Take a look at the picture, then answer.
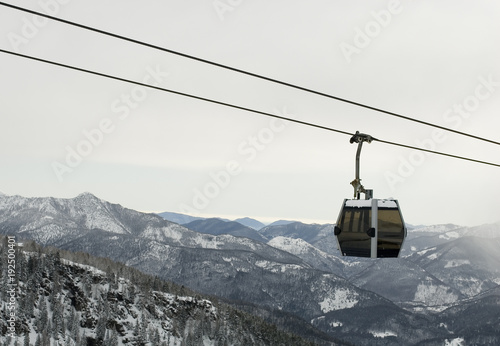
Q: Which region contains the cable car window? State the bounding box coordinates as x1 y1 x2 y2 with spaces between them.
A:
378 208 405 236
336 206 372 257
377 208 405 257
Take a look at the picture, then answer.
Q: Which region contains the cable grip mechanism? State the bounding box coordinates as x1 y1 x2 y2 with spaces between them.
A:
349 131 376 199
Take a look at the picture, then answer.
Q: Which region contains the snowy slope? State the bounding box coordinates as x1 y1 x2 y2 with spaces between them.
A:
0 239 315 346
268 236 346 277
406 236 500 297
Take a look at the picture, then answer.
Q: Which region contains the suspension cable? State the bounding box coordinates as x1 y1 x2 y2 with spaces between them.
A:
1 48 499 168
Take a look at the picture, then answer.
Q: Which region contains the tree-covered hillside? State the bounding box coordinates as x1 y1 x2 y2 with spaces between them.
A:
0 236 320 346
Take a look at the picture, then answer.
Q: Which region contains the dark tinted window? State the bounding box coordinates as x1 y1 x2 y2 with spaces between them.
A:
377 208 405 257
336 206 372 257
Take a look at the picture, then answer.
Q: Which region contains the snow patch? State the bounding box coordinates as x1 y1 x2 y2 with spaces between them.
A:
319 288 358 313
451 276 484 296
427 253 439 260
161 225 184 242
268 236 311 255
417 247 436 256
370 330 397 338
439 231 460 240
254 260 302 273
444 260 470 268
414 283 458 305
255 260 271 269
444 337 465 346
345 199 397 208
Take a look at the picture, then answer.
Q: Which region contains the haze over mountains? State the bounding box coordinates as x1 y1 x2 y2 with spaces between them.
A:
1 192 499 345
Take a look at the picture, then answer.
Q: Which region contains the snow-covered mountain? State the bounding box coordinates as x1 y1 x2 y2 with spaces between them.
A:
265 222 500 311
406 236 500 298
260 222 340 256
268 236 347 277
0 237 316 346
1 192 500 345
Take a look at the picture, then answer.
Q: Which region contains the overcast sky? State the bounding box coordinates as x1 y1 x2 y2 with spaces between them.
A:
1 0 499 227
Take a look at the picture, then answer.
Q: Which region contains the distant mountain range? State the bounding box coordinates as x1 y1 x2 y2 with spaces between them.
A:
1 192 499 345
157 211 295 231
183 218 268 242
157 211 205 225
158 211 334 252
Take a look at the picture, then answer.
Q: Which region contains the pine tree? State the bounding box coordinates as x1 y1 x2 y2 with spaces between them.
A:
17 251 28 283
52 296 64 339
134 319 140 337
95 315 106 342
67 307 75 334
80 330 86 346
151 328 161 346
108 271 118 291
23 332 30 346
44 321 52 346
140 313 148 340
37 297 48 332
134 317 147 346
41 327 50 346
22 288 35 319
70 311 80 342
109 328 119 346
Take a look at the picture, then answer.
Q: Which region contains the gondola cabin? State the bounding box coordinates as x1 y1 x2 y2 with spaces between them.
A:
334 198 406 258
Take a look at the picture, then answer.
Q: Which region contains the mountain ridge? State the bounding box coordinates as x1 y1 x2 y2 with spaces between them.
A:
183 218 268 243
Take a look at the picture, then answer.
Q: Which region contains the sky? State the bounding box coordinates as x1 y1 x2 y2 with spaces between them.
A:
0 0 499 227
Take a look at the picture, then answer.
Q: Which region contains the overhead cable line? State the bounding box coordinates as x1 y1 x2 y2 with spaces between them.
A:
1 48 500 169
1 2 499 147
